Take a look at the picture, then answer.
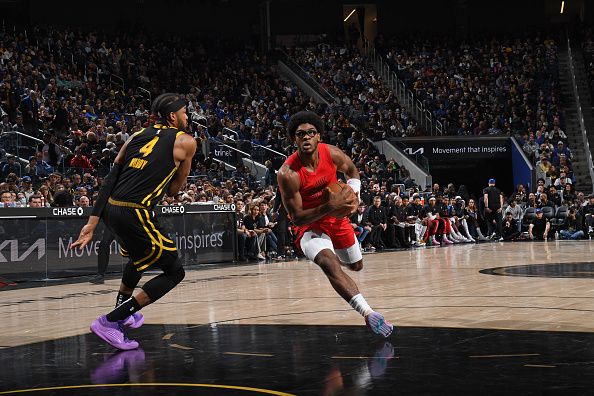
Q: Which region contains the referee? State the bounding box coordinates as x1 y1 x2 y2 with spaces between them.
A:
72 93 197 350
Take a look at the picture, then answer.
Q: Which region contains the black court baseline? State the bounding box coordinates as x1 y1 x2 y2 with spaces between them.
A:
1 324 594 395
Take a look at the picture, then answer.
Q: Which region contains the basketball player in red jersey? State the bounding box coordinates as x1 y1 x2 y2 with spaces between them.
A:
278 111 393 337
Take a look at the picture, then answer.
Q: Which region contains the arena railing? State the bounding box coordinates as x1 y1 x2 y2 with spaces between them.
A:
136 87 151 106
0 131 41 173
109 74 125 91
276 49 338 105
362 41 444 136
568 34 594 193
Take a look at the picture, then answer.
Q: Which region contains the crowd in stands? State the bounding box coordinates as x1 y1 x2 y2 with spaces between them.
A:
285 45 418 139
581 27 594 104
376 34 563 137
1 25 593 263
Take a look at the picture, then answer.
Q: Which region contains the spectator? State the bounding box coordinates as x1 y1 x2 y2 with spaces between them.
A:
502 212 521 241
538 193 555 209
386 195 411 248
235 200 248 261
258 200 278 257
243 204 266 261
559 208 584 240
350 203 370 248
2 155 21 177
28 194 43 208
21 176 35 200
51 189 73 207
0 190 15 207
582 195 594 236
547 186 562 207
77 195 90 207
70 147 93 170
405 193 424 246
483 178 503 239
554 171 572 189
528 209 550 240
562 183 576 205
32 153 54 177
363 196 388 251
505 199 523 233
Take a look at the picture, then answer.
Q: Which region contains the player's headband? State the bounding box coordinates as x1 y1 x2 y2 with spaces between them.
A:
161 99 186 116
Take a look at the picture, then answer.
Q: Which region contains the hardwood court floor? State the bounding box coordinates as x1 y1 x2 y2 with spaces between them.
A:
2 240 594 348
2 241 594 395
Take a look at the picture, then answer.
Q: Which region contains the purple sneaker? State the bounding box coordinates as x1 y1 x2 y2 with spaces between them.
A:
122 312 144 329
365 311 394 338
90 315 139 350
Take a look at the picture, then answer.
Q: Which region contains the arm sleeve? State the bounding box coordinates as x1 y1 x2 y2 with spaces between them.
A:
91 163 122 217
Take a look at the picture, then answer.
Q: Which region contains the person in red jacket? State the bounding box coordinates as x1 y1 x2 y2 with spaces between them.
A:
70 147 94 170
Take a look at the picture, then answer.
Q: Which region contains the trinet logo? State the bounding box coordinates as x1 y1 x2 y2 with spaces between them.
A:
52 207 84 216
0 239 46 262
404 147 424 155
214 148 232 157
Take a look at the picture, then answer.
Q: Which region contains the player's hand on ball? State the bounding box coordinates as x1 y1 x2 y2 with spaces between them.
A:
326 182 357 218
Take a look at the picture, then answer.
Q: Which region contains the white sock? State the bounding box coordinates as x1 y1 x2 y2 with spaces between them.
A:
349 293 373 317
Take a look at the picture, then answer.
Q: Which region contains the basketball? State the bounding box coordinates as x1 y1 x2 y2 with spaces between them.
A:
323 181 356 218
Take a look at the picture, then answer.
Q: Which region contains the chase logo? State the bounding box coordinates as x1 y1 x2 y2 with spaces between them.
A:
161 205 185 215
52 207 84 216
214 204 235 211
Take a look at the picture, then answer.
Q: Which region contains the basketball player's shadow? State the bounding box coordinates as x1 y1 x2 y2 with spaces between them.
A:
321 341 395 395
89 348 146 384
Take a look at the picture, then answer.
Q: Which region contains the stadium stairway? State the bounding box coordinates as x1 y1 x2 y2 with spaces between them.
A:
559 44 594 193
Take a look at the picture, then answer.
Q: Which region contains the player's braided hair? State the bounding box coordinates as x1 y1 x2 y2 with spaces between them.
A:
151 93 183 124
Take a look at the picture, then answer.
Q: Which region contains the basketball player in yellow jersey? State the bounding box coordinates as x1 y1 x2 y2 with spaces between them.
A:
72 93 197 350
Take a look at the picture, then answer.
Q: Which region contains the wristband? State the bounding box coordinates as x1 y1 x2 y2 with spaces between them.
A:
346 178 361 194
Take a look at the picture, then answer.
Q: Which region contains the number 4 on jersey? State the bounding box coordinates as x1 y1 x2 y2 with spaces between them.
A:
139 136 159 157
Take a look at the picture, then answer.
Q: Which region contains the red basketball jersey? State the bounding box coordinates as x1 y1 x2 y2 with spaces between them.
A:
284 143 338 210
283 143 355 250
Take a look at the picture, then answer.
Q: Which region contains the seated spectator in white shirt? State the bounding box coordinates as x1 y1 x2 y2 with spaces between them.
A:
504 199 523 232
553 171 572 189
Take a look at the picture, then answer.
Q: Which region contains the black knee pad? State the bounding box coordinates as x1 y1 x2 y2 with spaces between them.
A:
168 265 185 284
158 250 180 272
121 260 143 290
141 263 185 302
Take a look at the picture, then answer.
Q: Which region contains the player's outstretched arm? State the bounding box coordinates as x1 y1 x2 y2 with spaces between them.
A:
71 134 133 249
